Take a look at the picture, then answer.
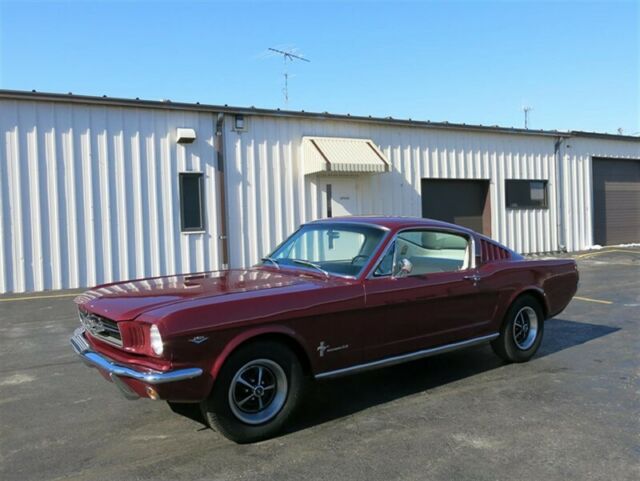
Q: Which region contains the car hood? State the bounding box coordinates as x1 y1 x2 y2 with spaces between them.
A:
74 268 328 321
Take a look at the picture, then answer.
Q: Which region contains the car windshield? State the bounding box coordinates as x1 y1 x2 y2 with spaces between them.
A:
264 223 387 277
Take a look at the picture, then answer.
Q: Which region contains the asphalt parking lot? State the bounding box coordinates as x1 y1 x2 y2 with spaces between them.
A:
1 249 638 481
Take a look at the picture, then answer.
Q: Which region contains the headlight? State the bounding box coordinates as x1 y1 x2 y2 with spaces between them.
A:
149 325 163 356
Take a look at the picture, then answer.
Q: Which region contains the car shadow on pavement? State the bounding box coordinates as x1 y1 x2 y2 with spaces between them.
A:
168 318 619 436
536 318 620 358
284 318 619 436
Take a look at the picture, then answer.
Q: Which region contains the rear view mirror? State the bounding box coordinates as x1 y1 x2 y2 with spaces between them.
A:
327 230 340 249
393 258 413 278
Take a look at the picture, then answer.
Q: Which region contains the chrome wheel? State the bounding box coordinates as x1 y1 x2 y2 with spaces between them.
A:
512 306 539 350
228 359 288 425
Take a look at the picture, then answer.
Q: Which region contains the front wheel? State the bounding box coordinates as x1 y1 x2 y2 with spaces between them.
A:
491 295 545 363
201 340 305 443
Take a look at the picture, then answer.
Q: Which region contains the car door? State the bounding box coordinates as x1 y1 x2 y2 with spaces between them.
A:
361 228 497 362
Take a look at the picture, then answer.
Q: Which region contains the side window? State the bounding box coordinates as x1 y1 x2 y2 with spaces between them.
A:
397 230 470 274
374 230 471 277
373 230 471 277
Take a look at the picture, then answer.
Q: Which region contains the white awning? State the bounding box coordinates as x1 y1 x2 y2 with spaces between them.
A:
302 136 390 175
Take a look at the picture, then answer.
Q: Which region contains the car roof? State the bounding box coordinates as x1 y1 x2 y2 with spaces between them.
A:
307 216 475 234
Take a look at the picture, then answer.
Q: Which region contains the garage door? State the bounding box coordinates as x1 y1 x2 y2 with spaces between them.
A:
421 179 491 235
592 158 640 246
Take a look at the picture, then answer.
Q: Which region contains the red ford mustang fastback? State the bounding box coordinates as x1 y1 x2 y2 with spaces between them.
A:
71 216 578 443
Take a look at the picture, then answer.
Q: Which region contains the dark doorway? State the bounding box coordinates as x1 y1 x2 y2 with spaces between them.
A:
421 179 491 235
592 158 640 246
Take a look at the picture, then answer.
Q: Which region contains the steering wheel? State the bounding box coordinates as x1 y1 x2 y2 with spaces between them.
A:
350 254 369 265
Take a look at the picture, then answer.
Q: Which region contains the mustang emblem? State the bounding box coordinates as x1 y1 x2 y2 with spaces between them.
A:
189 336 209 344
317 341 328 357
317 341 349 357
80 314 107 336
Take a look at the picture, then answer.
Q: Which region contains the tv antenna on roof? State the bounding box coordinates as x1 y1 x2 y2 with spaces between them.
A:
523 106 533 129
268 47 310 106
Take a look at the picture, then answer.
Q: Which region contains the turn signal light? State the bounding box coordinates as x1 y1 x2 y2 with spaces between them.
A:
146 386 159 400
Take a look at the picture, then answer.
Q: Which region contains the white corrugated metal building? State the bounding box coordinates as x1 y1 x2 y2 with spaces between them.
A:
1 90 639 293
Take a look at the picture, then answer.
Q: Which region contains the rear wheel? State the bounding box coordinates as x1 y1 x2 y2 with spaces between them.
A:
201 340 305 443
491 295 544 363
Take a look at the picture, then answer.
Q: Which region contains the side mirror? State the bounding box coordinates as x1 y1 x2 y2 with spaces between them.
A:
393 258 413 278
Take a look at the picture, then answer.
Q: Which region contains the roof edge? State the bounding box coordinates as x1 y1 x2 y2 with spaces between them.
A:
569 130 640 141
1 89 638 141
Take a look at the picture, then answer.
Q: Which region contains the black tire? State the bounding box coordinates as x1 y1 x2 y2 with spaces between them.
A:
491 295 545 363
200 340 305 443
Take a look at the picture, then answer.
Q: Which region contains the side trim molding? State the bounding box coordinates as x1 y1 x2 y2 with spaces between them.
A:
314 333 499 380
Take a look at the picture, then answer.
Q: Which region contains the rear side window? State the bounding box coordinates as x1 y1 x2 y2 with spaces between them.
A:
179 173 205 231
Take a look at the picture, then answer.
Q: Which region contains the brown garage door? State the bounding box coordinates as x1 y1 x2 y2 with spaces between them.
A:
421 179 491 235
592 158 640 246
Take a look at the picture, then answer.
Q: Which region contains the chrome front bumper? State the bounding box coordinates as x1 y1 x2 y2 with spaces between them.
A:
70 327 203 398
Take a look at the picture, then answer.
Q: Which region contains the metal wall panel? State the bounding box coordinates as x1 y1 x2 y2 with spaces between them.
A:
560 137 640 251
223 116 561 269
3 96 639 294
0 100 221 293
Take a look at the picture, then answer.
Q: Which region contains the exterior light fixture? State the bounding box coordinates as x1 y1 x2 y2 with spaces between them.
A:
234 114 246 131
176 128 196 144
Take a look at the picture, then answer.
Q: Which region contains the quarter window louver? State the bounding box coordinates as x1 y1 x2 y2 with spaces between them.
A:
481 239 511 263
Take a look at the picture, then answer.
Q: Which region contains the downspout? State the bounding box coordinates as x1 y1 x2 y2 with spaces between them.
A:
554 136 567 252
215 113 230 268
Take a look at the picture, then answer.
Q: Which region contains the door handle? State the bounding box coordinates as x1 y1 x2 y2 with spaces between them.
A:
463 274 482 284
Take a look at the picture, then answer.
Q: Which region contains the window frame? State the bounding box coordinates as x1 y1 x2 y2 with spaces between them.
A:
265 222 390 279
367 227 476 279
505 179 549 210
179 172 206 232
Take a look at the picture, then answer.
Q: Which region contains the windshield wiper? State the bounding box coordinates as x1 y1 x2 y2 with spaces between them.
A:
292 259 330 278
261 256 280 269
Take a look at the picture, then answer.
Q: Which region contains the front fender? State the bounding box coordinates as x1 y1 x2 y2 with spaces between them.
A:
209 324 312 380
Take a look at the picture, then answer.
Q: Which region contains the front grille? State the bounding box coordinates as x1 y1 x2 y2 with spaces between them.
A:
79 309 123 347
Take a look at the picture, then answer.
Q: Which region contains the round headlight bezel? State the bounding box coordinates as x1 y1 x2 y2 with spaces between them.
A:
149 324 164 356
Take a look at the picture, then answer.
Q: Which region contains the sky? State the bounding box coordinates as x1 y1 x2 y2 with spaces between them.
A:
0 0 638 134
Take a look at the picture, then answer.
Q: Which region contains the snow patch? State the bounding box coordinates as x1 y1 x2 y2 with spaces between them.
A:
586 243 640 250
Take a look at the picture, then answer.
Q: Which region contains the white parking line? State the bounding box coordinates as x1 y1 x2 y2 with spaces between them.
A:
0 293 79 303
573 296 613 305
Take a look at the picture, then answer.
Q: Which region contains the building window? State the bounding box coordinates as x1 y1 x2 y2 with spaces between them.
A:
179 173 205 231
505 180 548 209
